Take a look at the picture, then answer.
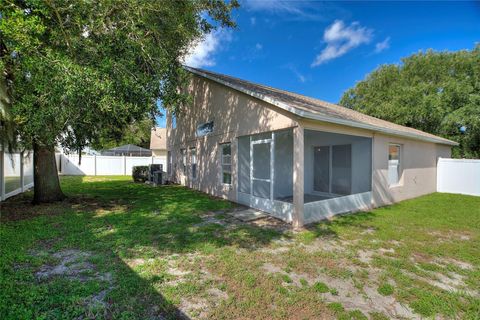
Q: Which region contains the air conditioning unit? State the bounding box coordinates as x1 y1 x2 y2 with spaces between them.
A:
152 171 166 186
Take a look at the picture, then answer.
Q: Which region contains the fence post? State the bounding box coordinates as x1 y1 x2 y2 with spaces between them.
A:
123 156 127 175
0 148 5 201
94 155 97 176
20 151 25 192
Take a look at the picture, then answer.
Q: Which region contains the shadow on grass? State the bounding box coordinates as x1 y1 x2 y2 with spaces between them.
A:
1 176 290 319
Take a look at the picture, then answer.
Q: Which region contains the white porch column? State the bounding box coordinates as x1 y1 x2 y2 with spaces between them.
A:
293 125 305 228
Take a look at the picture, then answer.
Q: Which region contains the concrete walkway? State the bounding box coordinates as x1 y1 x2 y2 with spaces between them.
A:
227 208 269 222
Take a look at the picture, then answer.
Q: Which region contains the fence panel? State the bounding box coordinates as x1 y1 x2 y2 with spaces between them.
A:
61 155 96 175
59 154 166 176
4 153 21 195
96 156 124 175
437 158 480 196
1 150 35 201
125 157 151 175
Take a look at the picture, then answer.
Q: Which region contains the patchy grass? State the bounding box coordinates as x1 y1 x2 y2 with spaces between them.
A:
1 176 479 319
377 283 394 296
313 281 330 293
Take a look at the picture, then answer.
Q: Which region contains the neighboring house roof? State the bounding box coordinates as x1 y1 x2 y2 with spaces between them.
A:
150 127 167 150
185 66 458 146
102 144 152 156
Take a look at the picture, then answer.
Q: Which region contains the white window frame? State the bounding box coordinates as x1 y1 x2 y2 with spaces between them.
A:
388 143 402 187
220 143 232 185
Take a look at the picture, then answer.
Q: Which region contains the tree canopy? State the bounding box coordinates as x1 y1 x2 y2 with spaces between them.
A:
1 0 238 152
0 0 238 202
340 46 480 158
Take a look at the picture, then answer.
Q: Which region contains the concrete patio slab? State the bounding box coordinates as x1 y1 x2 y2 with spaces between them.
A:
227 208 269 222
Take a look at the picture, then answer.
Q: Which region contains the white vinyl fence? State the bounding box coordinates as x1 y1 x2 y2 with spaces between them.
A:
0 149 34 201
437 158 480 196
58 154 166 176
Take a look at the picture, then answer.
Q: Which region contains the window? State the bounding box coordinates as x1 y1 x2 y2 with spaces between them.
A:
196 121 214 137
388 144 401 186
190 147 197 179
221 143 232 184
180 149 186 173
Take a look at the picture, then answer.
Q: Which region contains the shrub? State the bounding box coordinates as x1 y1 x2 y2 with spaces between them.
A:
132 166 149 182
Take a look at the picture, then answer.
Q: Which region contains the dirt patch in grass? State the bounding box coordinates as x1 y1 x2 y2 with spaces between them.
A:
434 257 474 271
33 249 114 313
0 194 127 222
428 230 473 242
262 262 419 319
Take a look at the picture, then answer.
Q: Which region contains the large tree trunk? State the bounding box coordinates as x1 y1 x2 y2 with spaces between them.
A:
33 143 65 203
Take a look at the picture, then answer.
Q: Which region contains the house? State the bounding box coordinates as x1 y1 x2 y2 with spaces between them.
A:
166 67 457 227
150 127 167 157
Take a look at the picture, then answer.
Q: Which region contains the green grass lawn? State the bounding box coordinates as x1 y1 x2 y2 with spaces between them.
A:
1 176 479 319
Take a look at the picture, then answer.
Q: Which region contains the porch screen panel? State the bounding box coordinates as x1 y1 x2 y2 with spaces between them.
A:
252 142 271 199
313 146 330 193
331 144 352 195
238 136 250 193
274 129 293 200
253 180 270 198
252 143 270 180
251 132 272 142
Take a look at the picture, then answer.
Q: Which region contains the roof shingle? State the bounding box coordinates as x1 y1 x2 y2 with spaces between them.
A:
185 66 457 146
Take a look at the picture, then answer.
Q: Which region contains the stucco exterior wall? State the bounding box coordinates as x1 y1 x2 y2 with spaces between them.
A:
297 118 452 207
371 133 451 206
167 75 453 213
167 74 298 200
152 149 167 157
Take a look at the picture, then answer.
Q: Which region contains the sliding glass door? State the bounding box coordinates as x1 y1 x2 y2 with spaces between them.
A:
313 144 352 196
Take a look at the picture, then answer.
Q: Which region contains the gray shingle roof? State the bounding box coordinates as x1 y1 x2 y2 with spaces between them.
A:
185 66 457 146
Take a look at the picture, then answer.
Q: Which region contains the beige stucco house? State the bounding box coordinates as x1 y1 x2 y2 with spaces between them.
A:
150 127 167 157
166 67 457 227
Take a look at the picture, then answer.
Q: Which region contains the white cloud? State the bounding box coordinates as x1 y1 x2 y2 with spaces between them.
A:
250 17 256 25
285 64 306 83
255 43 263 50
242 0 345 21
374 37 391 53
312 20 373 66
297 73 306 83
183 30 231 68
243 0 306 15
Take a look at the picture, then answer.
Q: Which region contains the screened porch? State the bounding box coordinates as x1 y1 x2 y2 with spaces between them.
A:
236 128 373 224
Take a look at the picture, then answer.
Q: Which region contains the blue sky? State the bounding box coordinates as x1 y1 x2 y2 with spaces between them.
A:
157 0 480 127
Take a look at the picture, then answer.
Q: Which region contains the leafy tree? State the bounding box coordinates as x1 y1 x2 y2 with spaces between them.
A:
340 46 480 158
93 117 154 150
0 0 238 202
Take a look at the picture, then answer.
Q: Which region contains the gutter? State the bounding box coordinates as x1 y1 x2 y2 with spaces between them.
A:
185 66 459 146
